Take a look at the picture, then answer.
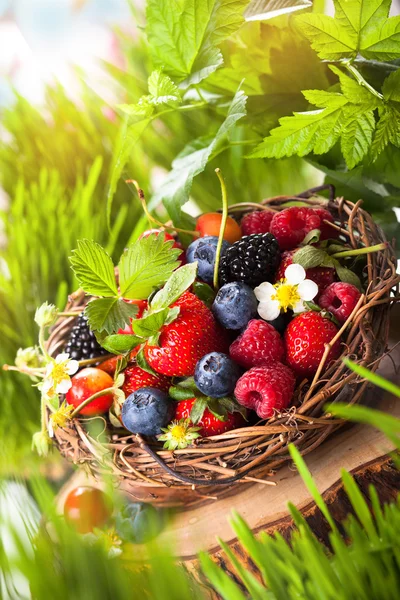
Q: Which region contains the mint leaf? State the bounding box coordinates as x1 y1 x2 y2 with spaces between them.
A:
85 298 138 335
296 0 400 61
190 397 208 424
150 263 198 311
69 240 117 297
152 89 247 224
146 0 248 84
118 234 181 300
341 109 375 170
100 334 142 355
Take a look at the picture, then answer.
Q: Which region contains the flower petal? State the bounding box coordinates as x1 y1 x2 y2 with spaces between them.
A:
297 279 318 301
42 378 53 393
285 263 306 285
292 300 306 313
257 300 281 321
56 352 69 364
67 360 79 375
254 282 275 302
56 378 72 394
45 362 54 376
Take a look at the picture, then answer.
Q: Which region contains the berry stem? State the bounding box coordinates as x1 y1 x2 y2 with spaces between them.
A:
38 325 51 362
331 242 387 258
70 386 118 418
126 180 199 237
213 168 229 290
2 364 45 376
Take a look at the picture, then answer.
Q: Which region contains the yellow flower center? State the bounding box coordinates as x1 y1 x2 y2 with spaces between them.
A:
272 282 301 312
170 424 187 441
51 403 74 430
51 359 70 384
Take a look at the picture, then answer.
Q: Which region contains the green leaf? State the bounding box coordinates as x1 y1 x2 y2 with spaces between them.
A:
99 333 142 355
190 397 209 424
152 89 247 224
135 347 158 376
293 246 327 269
340 109 375 170
296 0 400 61
150 263 198 311
69 239 117 297
118 233 181 300
169 386 198 401
133 307 180 338
334 263 362 289
244 0 311 22
370 107 400 161
192 281 216 308
218 397 247 419
328 65 380 105
147 70 181 106
382 69 400 102
84 298 138 335
343 358 400 398
146 0 248 84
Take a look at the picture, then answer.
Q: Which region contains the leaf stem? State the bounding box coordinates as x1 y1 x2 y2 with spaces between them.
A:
126 180 199 237
2 364 45 376
70 387 117 419
39 325 51 362
213 168 228 290
341 60 384 101
331 242 387 258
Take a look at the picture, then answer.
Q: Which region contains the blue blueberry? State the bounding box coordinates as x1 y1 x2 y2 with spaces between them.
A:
115 502 164 544
186 236 231 284
194 352 242 398
121 387 174 436
212 282 258 330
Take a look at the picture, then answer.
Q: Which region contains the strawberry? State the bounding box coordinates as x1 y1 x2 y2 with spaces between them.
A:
144 291 229 377
284 311 341 378
174 397 245 437
118 299 148 335
122 365 171 397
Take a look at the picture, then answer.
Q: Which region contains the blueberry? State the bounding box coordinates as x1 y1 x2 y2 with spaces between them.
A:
194 352 242 398
212 282 258 330
186 236 231 284
115 502 164 544
121 387 174 436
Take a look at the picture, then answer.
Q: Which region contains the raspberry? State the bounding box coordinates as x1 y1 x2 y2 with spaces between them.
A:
275 250 335 298
122 365 171 397
218 233 281 288
234 363 295 419
318 282 361 324
229 319 285 369
270 207 334 250
241 211 274 236
284 311 341 378
64 314 109 361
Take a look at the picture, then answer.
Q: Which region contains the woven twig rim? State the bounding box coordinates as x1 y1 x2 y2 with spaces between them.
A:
48 194 400 508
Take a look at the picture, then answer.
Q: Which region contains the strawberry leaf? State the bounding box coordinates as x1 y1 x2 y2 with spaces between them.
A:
335 263 362 290
293 246 327 269
118 233 181 300
150 263 198 311
85 298 138 335
69 239 117 297
207 398 228 422
301 229 321 246
133 307 180 339
169 386 197 401
218 397 247 419
99 333 142 355
136 348 159 376
190 397 208 424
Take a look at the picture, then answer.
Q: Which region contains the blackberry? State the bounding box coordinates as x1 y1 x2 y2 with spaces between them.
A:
64 313 108 361
218 233 280 288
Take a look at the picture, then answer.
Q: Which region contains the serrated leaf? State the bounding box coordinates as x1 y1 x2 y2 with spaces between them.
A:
146 0 248 84
296 0 400 62
100 333 142 355
207 398 228 421
150 263 198 312
133 307 180 338
341 109 375 169
151 88 247 224
218 397 247 419
303 90 348 109
301 229 321 246
117 101 154 118
335 263 362 290
328 65 380 105
382 69 400 103
293 246 328 269
69 240 117 297
118 234 181 300
85 298 138 335
370 106 400 161
190 397 208 424
147 70 181 106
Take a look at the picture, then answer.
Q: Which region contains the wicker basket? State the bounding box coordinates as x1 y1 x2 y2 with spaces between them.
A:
46 193 399 508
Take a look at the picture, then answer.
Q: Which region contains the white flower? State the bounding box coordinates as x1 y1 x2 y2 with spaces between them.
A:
254 264 318 321
40 353 79 400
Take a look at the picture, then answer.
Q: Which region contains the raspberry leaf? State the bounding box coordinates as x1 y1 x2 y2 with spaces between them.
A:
190 397 209 424
85 298 139 335
118 233 181 300
69 240 118 297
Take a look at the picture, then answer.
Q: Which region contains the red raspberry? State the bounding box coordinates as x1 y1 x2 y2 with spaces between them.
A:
229 319 284 369
275 250 336 298
270 207 334 250
312 207 336 240
175 398 245 436
318 282 361 324
284 311 341 378
122 365 171 397
234 363 295 419
241 211 274 236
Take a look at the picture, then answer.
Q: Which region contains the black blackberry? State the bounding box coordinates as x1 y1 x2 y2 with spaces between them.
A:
218 233 281 288
64 313 108 361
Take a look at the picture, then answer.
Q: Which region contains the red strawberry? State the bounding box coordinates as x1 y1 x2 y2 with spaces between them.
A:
144 292 229 377
174 397 245 437
98 351 137 376
122 365 171 397
270 207 335 250
284 311 341 378
275 250 336 298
